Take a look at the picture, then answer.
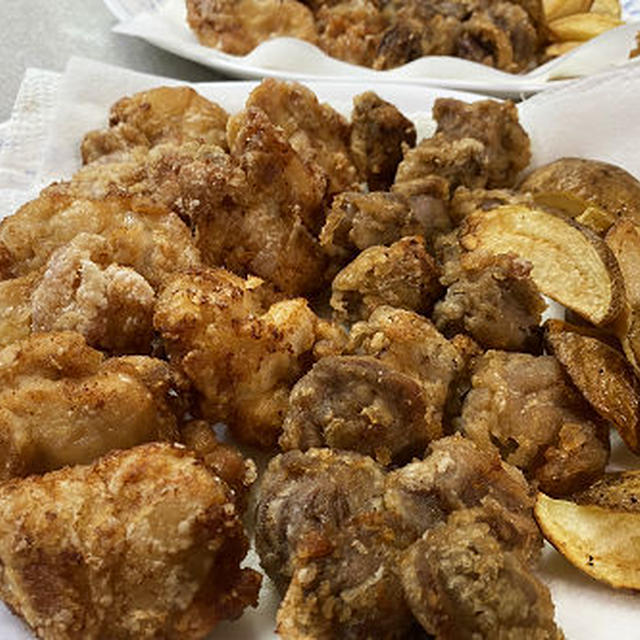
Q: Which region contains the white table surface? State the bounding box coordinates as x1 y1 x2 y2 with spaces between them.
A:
1 0 225 121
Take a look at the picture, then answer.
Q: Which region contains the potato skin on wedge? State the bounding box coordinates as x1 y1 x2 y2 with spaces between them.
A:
544 319 640 453
460 204 625 326
520 158 640 232
606 218 640 375
535 474 640 590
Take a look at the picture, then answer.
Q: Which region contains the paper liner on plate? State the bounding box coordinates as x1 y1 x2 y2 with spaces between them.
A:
107 0 640 96
1 57 640 639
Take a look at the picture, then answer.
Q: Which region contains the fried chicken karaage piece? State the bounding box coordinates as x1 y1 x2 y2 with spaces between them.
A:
81 86 230 163
0 443 261 640
384 435 542 561
235 78 360 196
186 0 317 56
193 107 328 296
255 448 386 590
154 268 322 448
0 331 187 481
401 511 561 640
315 0 388 68
330 235 441 322
433 251 546 353
0 188 200 285
0 233 156 353
181 420 257 509
461 350 610 495
349 91 417 191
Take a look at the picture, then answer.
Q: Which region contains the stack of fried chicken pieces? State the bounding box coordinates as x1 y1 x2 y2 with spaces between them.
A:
187 0 547 73
0 78 607 639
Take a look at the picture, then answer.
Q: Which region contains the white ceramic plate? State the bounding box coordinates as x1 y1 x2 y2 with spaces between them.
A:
104 0 640 97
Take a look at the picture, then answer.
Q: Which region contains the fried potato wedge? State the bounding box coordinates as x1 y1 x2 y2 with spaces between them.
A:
545 319 640 453
460 204 624 326
535 475 640 590
520 158 640 232
590 0 622 18
606 218 640 374
545 41 584 58
548 12 622 41
544 0 593 22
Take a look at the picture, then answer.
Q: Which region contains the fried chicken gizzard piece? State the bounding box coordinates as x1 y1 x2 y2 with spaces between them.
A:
461 350 610 496
0 443 261 640
257 441 547 639
154 267 327 448
330 235 442 323
281 307 475 466
0 331 189 482
401 510 562 640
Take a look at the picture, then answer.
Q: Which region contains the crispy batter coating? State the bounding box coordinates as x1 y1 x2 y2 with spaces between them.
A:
81 86 229 163
401 512 561 640
29 233 155 353
154 268 319 448
349 91 417 191
236 79 359 196
461 350 610 496
320 190 448 266
434 98 531 188
0 443 261 640
394 133 489 194
194 107 328 296
384 435 542 561
330 236 441 323
180 420 257 509
186 0 317 55
316 0 388 68
255 448 386 591
347 306 471 435
280 355 433 466
0 332 185 481
277 511 417 640
0 188 200 286
433 251 545 353
71 142 230 225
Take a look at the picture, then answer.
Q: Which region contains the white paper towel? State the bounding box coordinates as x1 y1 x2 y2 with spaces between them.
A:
0 57 640 639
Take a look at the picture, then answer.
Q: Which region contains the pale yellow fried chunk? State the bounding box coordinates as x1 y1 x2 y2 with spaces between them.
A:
81 86 229 163
0 188 200 286
0 332 185 481
0 443 261 640
154 268 320 448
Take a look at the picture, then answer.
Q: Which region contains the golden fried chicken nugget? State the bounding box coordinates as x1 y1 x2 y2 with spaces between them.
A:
0 443 261 640
194 107 328 296
186 0 317 56
0 332 185 481
154 268 320 447
238 78 360 195
0 188 200 285
81 86 229 163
